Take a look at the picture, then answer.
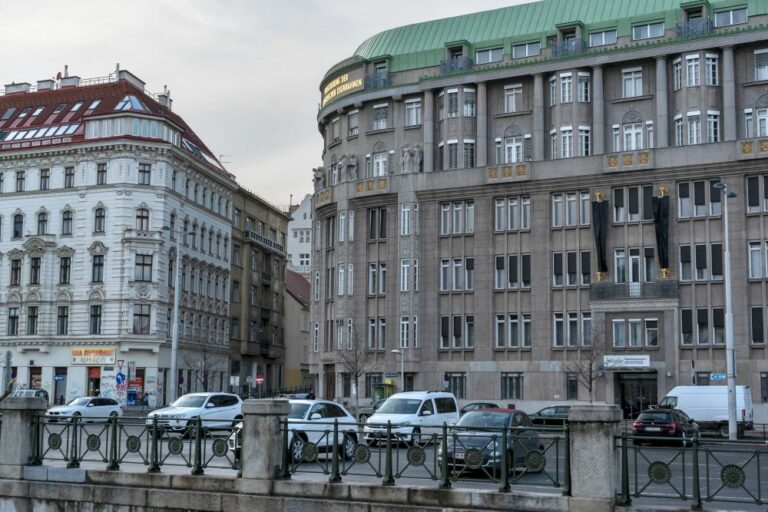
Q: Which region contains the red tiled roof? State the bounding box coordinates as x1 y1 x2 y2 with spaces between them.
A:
285 269 310 306
0 78 230 178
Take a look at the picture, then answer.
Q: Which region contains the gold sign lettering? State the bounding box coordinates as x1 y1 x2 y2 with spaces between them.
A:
322 72 364 107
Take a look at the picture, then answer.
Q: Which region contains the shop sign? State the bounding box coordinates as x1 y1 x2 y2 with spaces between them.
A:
603 355 651 369
71 347 116 365
321 67 364 107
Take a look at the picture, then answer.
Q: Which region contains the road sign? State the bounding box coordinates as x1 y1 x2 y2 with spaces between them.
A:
255 376 264 384
117 360 124 371
711 373 726 381
384 372 398 378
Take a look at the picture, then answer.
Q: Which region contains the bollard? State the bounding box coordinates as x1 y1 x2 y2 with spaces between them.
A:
0 396 47 477
239 399 290 480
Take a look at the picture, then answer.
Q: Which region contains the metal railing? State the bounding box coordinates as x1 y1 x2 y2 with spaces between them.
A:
550 40 585 58
616 433 767 508
364 72 389 89
676 19 713 39
590 281 679 301
440 57 473 75
280 419 569 492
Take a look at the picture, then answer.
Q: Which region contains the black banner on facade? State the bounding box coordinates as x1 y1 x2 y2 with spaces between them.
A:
653 195 670 269
591 200 609 273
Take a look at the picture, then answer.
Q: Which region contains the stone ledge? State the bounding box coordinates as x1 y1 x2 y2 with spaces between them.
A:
568 404 622 423
87 469 173 488
242 398 290 415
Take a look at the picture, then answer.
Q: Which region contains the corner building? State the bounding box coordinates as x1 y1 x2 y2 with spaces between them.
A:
311 0 768 418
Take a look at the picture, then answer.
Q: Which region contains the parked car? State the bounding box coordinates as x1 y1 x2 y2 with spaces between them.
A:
658 385 753 437
437 409 545 474
228 399 357 461
631 408 699 446
529 405 570 426
147 392 242 434
46 397 122 422
357 398 386 422
460 402 500 416
363 391 460 445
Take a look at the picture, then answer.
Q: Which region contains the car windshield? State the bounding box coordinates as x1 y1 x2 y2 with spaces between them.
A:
457 411 511 428
378 398 422 415
637 412 672 422
68 398 90 406
658 397 677 408
289 403 310 419
171 396 206 408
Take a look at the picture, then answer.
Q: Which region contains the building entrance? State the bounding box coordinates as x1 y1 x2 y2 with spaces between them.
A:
323 364 335 399
617 372 658 419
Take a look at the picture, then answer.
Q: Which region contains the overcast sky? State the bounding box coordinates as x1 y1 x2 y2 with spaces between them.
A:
0 0 529 207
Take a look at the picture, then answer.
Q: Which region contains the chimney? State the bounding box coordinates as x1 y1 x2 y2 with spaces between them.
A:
4 82 31 95
37 79 55 91
157 84 171 109
60 76 81 88
116 70 146 91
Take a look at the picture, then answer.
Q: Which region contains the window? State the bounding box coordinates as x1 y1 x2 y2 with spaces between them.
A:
566 373 578 400
463 140 475 168
136 208 150 231
133 304 150 334
553 312 564 347
139 163 151 185
715 7 747 27
560 127 573 158
501 373 524 400
93 163 107 185
372 104 389 130
29 257 41 285
673 58 682 90
94 208 105 233
378 318 386 349
622 69 643 98
405 99 421 126
512 41 540 59
612 319 626 347
549 77 557 106
15 171 25 192
368 207 387 240
697 309 709 344
446 141 458 169
686 55 700 87
10 259 21 286
447 90 458 118
447 373 466 399
713 309 724 345
7 308 19 335
37 212 48 235
27 306 38 335
553 252 564 287
623 123 643 151
681 309 693 345
476 47 502 64
560 73 572 103
12 214 23 238
338 211 346 243
615 249 626 283
58 256 71 284
755 49 768 81
134 254 153 282
752 308 765 344
706 55 719 86
578 74 590 102
90 305 102 335
440 201 474 235
504 85 522 113
92 255 104 282
504 134 523 163
578 127 591 156
590 29 617 47
463 89 476 117
465 258 474 291
687 113 701 145
707 112 720 143
61 210 73 235
63 166 75 188
40 169 50 190
57 306 69 335
632 22 664 40
674 116 684 146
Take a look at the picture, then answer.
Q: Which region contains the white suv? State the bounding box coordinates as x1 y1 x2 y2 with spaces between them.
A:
363 391 460 444
147 392 242 433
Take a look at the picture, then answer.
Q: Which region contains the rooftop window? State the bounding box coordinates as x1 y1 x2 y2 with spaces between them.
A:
17 107 31 118
115 95 146 111
632 22 665 40
53 103 67 114
1 108 16 120
32 106 45 116
88 99 101 110
715 7 747 27
70 101 83 112
476 47 503 65
589 29 617 47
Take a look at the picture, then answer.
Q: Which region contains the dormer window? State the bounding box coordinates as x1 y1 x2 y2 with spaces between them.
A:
32 106 45 116
115 95 147 111
53 103 67 114
715 7 747 27
476 47 503 65
632 22 664 40
449 47 463 60
1 108 16 120
88 99 101 110
18 107 31 118
70 101 83 112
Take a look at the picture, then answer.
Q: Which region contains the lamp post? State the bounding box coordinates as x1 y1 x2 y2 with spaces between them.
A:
713 181 738 440
162 226 183 405
391 349 405 392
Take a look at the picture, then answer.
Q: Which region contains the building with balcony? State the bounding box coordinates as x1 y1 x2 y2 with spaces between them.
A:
286 194 313 278
0 69 236 407
229 187 290 395
311 0 768 418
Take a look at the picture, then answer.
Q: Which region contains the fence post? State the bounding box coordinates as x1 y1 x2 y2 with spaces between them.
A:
499 426 510 492
691 437 702 510
439 423 451 489
329 419 341 483
106 415 120 471
567 404 622 512
147 416 160 473
240 399 290 480
191 416 204 475
617 433 631 506
67 415 80 469
563 425 571 496
0 397 47 477
382 422 394 486
279 419 291 480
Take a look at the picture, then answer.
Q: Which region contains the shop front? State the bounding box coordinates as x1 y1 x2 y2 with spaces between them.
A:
604 355 659 419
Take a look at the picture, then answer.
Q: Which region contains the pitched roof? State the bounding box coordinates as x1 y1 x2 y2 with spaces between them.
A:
285 269 310 306
0 76 230 178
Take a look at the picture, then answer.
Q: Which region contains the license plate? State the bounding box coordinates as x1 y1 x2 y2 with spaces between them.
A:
645 427 662 432
454 451 464 460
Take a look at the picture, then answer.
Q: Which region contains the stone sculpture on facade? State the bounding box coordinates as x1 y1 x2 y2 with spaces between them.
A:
312 166 326 190
400 144 424 173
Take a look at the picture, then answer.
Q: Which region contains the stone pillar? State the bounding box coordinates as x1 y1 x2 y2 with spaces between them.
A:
423 90 434 172
240 399 290 480
655 56 669 148
592 65 604 155
477 82 488 167
722 46 736 141
0 396 47 478
533 74 545 161
568 404 623 512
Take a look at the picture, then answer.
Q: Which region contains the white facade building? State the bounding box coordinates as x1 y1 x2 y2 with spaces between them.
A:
286 194 313 278
0 69 237 407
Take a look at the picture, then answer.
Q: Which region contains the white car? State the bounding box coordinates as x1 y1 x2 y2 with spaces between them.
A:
364 391 460 445
228 399 358 461
147 392 242 433
46 397 122 422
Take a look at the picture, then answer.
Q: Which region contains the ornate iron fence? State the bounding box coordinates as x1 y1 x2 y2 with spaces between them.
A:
279 419 569 493
616 433 767 508
31 415 239 475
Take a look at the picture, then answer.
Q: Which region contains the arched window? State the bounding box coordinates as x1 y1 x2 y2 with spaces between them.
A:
136 208 150 231
61 210 73 235
94 208 106 233
13 214 23 238
37 212 48 235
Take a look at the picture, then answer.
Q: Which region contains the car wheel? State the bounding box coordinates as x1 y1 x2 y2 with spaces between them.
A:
410 428 422 446
718 423 729 438
342 433 357 460
290 434 305 463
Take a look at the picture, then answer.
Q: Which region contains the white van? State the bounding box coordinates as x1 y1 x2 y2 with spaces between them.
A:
658 386 753 437
363 391 460 444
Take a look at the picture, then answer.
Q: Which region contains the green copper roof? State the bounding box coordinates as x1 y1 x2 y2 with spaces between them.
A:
350 0 763 72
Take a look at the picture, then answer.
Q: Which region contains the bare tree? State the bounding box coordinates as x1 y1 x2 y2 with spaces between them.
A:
337 327 375 413
561 326 607 402
182 345 228 393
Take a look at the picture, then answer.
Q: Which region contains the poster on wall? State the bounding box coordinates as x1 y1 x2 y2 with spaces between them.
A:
145 371 158 409
100 366 117 401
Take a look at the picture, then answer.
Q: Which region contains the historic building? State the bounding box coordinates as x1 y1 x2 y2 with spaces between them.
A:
311 0 768 417
0 69 236 407
229 187 290 395
286 193 313 278
284 268 311 388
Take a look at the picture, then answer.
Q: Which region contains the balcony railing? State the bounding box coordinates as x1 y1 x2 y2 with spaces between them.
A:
440 57 473 75
550 39 586 58
244 230 285 255
364 72 389 89
590 281 679 301
676 19 713 38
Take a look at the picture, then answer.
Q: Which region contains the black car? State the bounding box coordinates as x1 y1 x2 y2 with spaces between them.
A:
529 405 570 426
631 409 699 446
459 402 500 416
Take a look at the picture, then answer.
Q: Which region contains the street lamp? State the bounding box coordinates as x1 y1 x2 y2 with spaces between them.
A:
391 349 405 392
713 181 738 440
162 226 190 405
